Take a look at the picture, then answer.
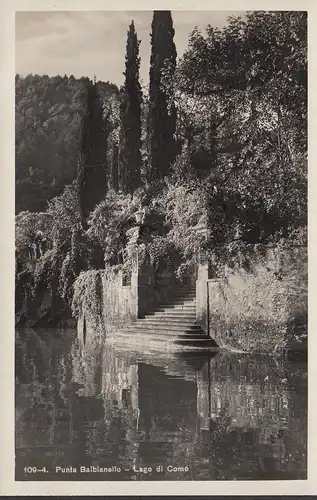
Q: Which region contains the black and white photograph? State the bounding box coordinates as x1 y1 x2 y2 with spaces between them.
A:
14 8 308 483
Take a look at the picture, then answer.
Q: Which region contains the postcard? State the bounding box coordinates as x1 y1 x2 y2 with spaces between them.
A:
0 0 316 495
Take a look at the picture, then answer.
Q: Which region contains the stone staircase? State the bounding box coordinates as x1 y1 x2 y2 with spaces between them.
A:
111 287 217 349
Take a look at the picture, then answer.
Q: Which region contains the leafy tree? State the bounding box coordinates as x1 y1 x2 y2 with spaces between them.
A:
118 20 143 194
177 11 307 157
175 11 307 257
31 182 82 300
23 181 96 317
77 79 109 227
148 11 177 181
162 178 209 276
15 211 51 255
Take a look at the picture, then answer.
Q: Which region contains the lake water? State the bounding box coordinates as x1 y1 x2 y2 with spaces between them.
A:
15 327 307 481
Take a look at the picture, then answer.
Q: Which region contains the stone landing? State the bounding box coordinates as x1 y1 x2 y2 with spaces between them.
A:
109 287 218 349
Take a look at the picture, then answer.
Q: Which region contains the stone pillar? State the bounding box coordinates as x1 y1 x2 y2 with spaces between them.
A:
123 225 142 322
196 262 209 333
129 243 139 321
125 223 156 319
137 256 155 319
193 224 210 334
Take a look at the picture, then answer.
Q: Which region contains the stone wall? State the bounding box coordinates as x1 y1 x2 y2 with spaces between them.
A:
77 268 138 345
196 245 307 353
77 246 177 345
102 270 139 329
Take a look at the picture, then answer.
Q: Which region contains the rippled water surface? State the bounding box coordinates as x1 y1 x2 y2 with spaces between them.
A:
15 328 307 481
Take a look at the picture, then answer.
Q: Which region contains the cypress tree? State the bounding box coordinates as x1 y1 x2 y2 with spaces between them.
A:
110 142 119 191
118 20 142 194
77 79 108 227
148 11 177 181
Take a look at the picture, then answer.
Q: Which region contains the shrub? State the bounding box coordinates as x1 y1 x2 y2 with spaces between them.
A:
86 190 141 264
72 270 104 333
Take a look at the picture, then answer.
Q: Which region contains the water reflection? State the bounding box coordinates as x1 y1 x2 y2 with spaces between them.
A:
15 328 307 481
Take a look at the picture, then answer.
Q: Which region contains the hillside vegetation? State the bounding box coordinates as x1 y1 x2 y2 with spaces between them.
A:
15 74 118 213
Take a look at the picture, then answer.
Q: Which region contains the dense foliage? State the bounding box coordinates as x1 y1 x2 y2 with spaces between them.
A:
173 11 307 263
86 189 141 265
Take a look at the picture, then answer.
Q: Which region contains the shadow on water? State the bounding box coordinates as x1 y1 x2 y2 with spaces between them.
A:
15 327 307 481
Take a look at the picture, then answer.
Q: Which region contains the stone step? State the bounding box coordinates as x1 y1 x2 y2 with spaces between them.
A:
165 297 196 303
148 306 196 312
156 305 196 313
139 317 197 325
143 316 196 323
160 298 196 305
113 334 216 348
114 331 211 342
155 309 196 315
129 319 202 328
171 287 196 293
131 321 202 331
121 324 204 334
174 338 216 346
156 304 196 311
143 311 196 323
168 291 196 299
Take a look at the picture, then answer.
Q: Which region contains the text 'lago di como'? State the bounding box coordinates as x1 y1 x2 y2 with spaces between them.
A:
54 465 189 475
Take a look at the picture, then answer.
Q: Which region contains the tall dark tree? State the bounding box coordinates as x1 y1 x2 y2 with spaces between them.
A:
110 142 119 191
148 11 177 181
118 20 142 194
77 79 108 227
